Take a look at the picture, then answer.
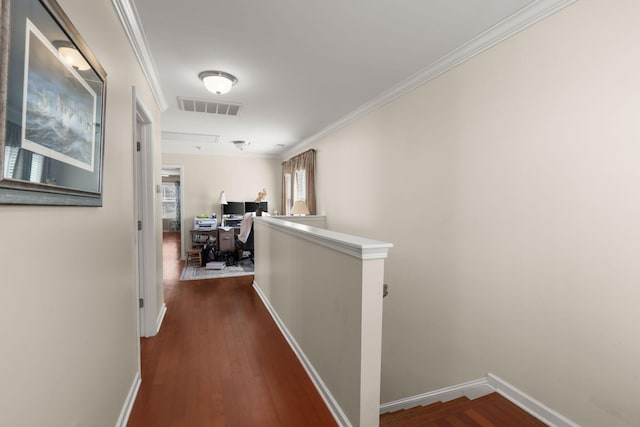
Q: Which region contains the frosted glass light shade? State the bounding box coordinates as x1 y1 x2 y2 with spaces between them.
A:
199 71 238 95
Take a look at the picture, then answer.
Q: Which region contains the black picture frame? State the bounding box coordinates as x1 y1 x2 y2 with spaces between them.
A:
0 0 107 206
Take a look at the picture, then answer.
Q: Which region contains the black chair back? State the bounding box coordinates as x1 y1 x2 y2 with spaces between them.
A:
244 225 254 250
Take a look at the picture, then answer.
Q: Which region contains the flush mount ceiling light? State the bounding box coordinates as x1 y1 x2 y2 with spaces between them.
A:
232 140 250 151
53 40 90 71
199 70 238 95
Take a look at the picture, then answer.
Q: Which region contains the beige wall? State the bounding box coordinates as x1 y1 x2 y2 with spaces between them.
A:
255 221 364 425
297 1 640 426
254 218 388 426
162 153 281 246
273 215 327 228
0 0 161 426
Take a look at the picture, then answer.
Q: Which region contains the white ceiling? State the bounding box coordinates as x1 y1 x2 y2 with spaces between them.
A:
126 0 571 158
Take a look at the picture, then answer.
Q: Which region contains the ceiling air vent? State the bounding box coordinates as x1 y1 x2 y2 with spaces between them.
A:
177 96 241 116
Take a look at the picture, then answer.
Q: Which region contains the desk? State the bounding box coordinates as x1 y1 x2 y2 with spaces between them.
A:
190 227 240 250
190 229 216 250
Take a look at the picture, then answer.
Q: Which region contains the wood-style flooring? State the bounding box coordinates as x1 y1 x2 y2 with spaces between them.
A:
129 233 547 426
127 232 336 426
380 392 548 426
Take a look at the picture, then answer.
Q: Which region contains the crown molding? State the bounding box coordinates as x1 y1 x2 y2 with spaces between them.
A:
112 0 169 112
282 0 577 160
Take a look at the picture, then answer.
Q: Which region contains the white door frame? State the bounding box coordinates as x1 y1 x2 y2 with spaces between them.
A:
133 87 163 338
161 164 186 260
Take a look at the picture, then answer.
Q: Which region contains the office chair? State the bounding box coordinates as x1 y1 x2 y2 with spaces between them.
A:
235 224 254 263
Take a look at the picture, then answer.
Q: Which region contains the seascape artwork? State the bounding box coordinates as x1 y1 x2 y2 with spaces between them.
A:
21 20 97 172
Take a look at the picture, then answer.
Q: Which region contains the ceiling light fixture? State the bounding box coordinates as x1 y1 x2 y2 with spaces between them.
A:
199 70 238 95
232 140 250 151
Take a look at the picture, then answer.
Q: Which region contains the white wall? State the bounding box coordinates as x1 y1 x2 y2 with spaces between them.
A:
162 153 281 245
0 0 161 425
298 1 640 426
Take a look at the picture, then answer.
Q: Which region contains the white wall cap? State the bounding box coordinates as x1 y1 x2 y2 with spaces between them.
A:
256 216 392 260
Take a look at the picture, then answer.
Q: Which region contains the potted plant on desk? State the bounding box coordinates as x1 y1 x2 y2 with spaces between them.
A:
254 188 267 216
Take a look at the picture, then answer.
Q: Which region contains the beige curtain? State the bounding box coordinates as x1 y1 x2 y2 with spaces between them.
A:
281 149 316 215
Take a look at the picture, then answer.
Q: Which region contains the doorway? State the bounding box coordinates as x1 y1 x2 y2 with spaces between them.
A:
133 89 164 338
161 173 180 233
161 165 185 261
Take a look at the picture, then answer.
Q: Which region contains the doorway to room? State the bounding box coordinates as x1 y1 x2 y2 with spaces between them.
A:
161 165 185 261
161 172 180 232
133 93 161 338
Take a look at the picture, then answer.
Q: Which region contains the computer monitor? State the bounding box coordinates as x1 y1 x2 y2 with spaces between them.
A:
244 201 268 213
222 201 245 215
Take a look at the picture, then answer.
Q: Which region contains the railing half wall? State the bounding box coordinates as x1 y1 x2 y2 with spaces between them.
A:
252 216 392 427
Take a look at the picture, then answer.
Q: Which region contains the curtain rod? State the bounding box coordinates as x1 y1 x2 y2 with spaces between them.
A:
282 148 315 164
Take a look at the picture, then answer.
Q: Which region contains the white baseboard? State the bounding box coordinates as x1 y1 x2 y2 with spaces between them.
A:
115 371 141 427
380 373 578 427
487 373 579 427
252 281 351 427
154 302 167 335
379 377 494 414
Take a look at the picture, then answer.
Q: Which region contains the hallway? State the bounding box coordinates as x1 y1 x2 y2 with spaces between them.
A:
127 232 336 426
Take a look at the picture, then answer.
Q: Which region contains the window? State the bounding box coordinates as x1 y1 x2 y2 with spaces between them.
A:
161 183 177 202
3 146 19 178
284 170 306 215
161 182 178 219
29 154 44 183
294 169 306 202
3 148 43 182
281 149 315 215
284 173 292 215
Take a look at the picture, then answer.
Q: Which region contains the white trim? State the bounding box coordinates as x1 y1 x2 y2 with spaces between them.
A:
153 303 167 335
256 216 392 260
253 281 351 427
379 377 494 414
281 0 577 159
112 0 168 111
487 373 580 427
134 91 161 338
132 88 146 340
380 374 579 427
115 372 141 427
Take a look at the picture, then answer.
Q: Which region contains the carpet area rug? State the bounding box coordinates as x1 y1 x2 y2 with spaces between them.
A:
180 262 254 281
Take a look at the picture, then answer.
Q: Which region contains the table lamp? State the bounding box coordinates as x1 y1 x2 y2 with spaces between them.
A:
291 200 310 216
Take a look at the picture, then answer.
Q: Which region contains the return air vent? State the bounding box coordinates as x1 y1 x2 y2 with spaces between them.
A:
177 96 241 116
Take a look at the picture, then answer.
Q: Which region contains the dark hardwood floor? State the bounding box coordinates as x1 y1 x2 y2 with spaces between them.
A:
129 233 546 426
380 392 548 426
127 232 336 426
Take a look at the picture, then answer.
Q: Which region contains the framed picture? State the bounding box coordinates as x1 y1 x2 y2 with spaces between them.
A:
0 0 107 206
